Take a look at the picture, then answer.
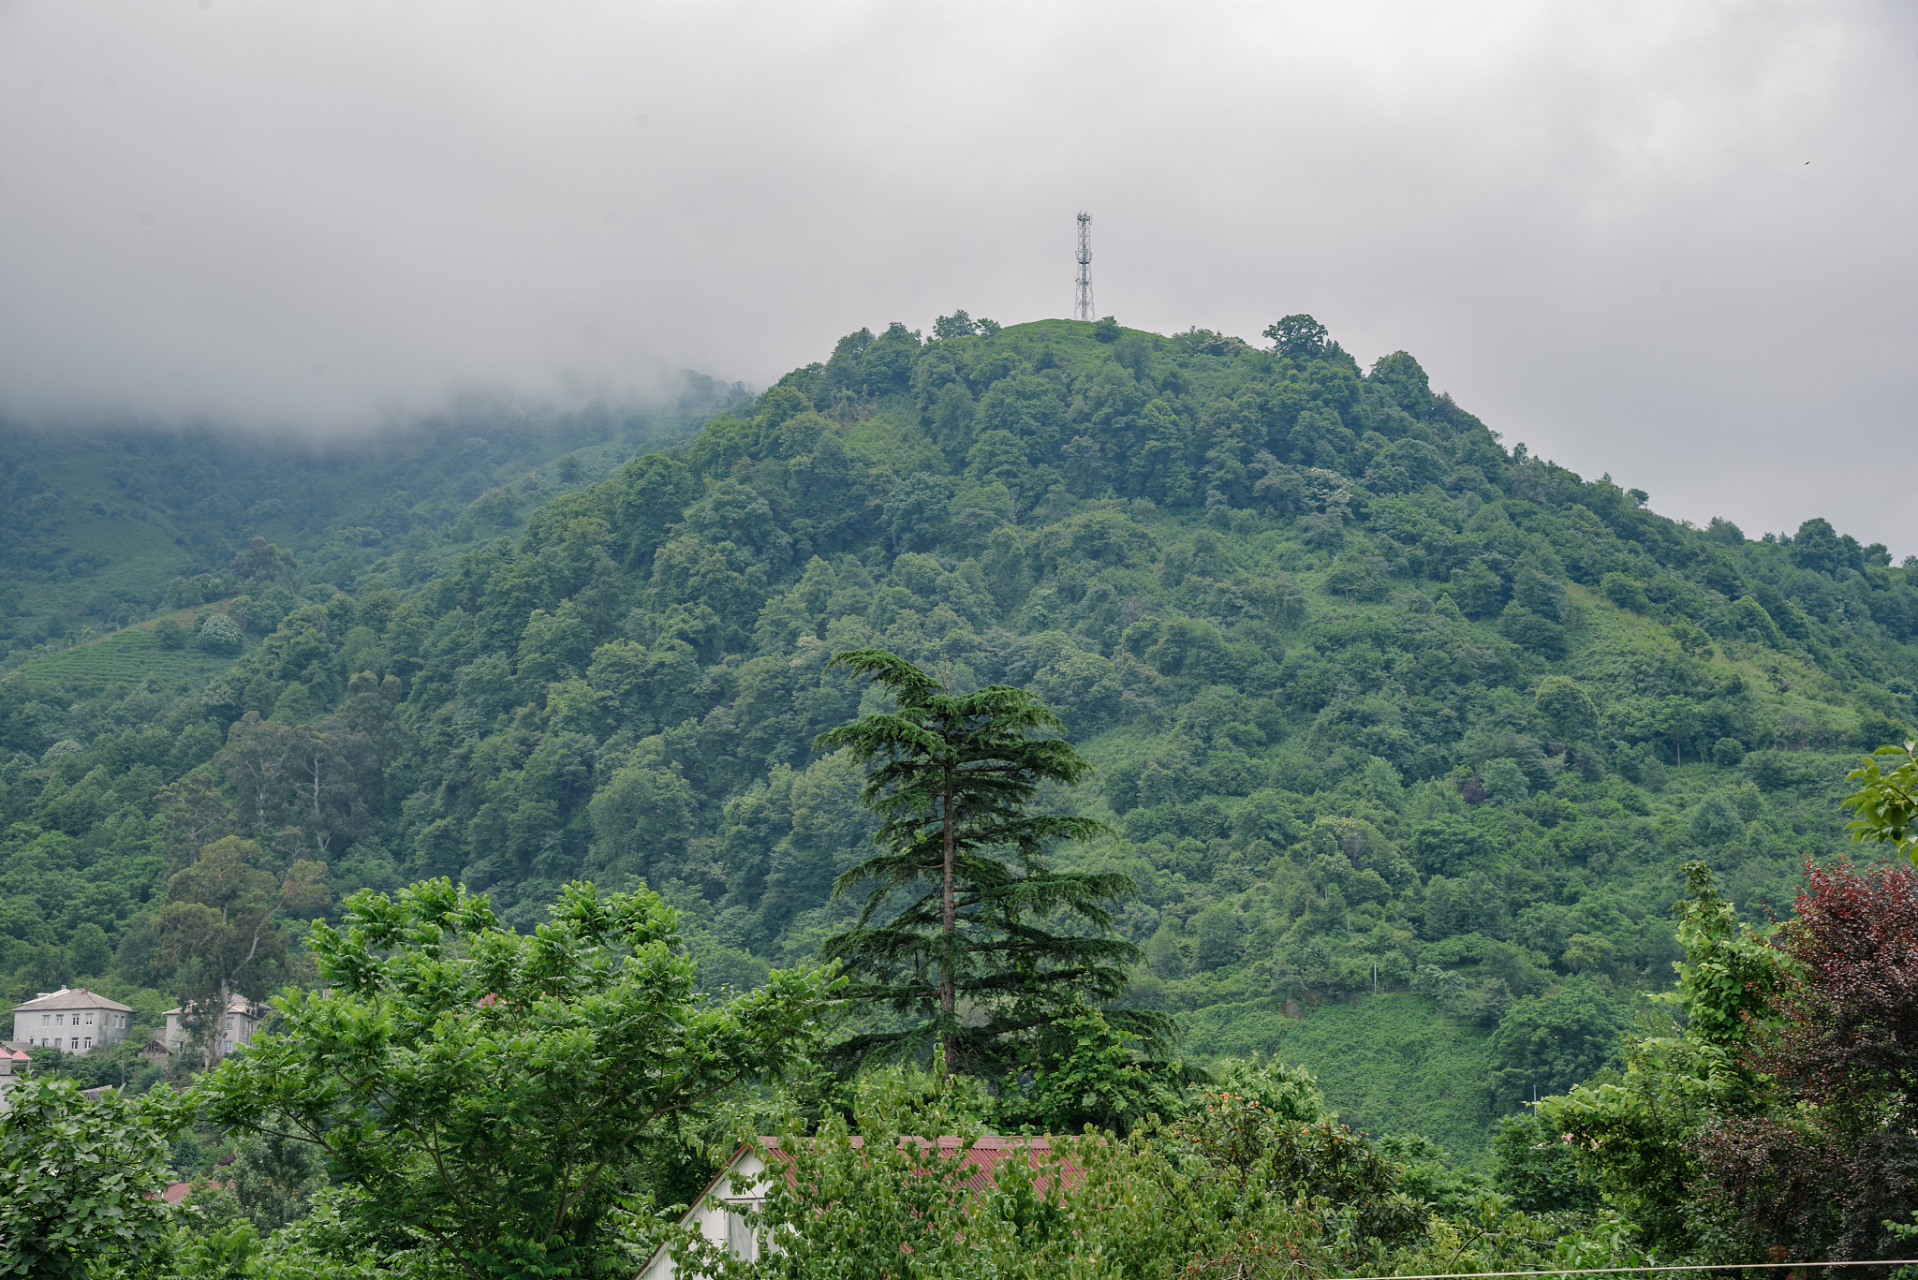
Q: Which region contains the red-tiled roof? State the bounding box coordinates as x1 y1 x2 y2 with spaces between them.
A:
149 1180 229 1203
755 1134 1084 1195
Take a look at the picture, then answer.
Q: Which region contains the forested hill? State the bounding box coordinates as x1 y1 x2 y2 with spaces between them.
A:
4 314 1915 1159
0 370 746 655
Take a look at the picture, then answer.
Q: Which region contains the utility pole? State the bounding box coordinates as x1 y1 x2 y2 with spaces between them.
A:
1074 211 1093 321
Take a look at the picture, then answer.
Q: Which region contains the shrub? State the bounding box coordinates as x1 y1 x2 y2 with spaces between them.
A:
196 612 245 655
1480 758 1530 804
1601 572 1650 612
1322 558 1389 602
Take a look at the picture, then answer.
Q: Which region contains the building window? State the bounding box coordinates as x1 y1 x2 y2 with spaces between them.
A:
85 1012 94 1025
83 1038 92 1049
70 1038 78 1050
55 1014 64 1026
725 1211 756 1261
41 1014 49 1026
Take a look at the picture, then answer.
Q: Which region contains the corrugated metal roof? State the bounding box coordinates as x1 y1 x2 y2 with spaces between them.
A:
756 1134 1081 1195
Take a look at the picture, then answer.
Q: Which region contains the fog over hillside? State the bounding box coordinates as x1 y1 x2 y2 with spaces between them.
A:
0 2 1914 550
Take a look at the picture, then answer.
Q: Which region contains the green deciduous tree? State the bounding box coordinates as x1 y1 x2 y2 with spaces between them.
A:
1487 978 1627 1112
196 612 246 655
1263 313 1329 362
815 649 1163 1074
0 1076 191 1279
1492 1108 1599 1214
991 1001 1186 1136
1840 739 1918 864
200 878 833 1280
154 835 326 1071
1538 863 1784 1255
1534 675 1598 744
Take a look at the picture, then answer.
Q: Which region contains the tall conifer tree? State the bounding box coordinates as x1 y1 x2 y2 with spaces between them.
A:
816 648 1166 1072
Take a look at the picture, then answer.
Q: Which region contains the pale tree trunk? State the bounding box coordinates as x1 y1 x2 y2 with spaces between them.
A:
203 976 232 1075
307 749 325 822
203 876 295 1070
941 760 956 1067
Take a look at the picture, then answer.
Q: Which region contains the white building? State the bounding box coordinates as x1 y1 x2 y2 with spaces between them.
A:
162 994 264 1058
0 1045 28 1112
637 1136 1061 1280
10 987 134 1053
639 1141 772 1280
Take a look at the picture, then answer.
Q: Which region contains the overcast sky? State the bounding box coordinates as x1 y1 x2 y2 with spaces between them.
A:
1 1 1913 550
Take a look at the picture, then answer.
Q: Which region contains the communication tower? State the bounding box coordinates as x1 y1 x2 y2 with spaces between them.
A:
1074 211 1093 321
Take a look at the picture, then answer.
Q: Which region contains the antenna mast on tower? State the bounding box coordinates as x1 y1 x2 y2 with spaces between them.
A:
1074 211 1093 321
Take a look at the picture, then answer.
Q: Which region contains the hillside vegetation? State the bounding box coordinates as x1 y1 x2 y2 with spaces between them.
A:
0 371 745 655
4 313 1915 1161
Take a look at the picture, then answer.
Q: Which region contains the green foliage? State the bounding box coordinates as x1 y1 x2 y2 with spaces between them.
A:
1656 861 1783 1052
197 612 247 656
1840 738 1918 864
155 836 325 1069
201 1131 331 1236
1264 314 1329 361
0 1075 192 1278
817 648 1162 1073
5 312 1918 1177
1492 1108 1599 1213
1486 977 1627 1111
199 878 835 1280
991 1001 1186 1135
1534 675 1598 743
1536 863 1786 1254
683 1060 1538 1280
1184 993 1498 1161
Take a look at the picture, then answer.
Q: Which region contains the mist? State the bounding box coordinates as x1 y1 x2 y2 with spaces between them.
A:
1 1 1913 549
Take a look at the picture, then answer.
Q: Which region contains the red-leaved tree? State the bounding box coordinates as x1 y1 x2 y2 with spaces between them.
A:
1695 859 1918 1261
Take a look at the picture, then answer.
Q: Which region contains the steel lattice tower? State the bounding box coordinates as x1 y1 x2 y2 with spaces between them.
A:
1074 211 1094 321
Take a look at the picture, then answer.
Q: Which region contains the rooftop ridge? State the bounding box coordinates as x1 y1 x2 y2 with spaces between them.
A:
12 986 135 1013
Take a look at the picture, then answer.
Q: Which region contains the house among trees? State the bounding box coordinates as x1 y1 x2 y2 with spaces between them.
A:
0 1044 28 1112
9 987 134 1053
161 994 264 1059
637 1136 1064 1280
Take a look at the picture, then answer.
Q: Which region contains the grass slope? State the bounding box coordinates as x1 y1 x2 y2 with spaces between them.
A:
1187 992 1497 1162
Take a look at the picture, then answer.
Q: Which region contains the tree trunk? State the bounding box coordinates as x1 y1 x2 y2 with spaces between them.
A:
941 757 956 1065
206 976 232 1074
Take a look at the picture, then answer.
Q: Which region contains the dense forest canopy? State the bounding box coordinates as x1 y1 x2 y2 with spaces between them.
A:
3 314 1915 1161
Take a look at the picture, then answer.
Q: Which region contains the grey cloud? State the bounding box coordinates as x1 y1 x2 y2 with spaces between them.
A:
0 1 1913 548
